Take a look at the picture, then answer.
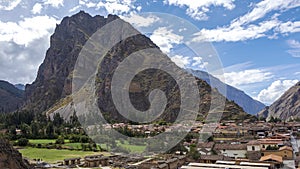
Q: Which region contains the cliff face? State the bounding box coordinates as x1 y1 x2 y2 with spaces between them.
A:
0 139 30 169
258 81 300 120
188 69 265 115
25 11 118 113
25 11 253 123
0 80 24 113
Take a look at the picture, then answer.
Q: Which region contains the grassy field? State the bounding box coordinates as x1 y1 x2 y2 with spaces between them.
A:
117 141 146 153
28 139 70 144
19 147 107 163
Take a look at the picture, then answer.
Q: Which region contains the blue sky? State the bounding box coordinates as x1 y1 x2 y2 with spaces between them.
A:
0 0 299 105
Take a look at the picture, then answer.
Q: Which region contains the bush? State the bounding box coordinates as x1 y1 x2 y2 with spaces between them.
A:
17 138 29 146
56 136 65 144
80 135 90 143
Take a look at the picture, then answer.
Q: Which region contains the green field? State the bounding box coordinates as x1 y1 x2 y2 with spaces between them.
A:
117 141 146 153
19 147 106 163
28 139 70 144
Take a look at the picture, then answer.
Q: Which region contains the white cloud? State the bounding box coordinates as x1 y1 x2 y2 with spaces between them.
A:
220 69 273 87
44 0 64 8
0 36 50 84
193 19 279 42
256 79 298 105
287 50 300 58
191 56 208 69
170 55 190 68
277 21 300 34
122 14 160 28
231 0 300 26
96 0 135 14
163 0 235 20
192 0 300 42
0 16 58 46
0 0 21 10
287 39 300 48
287 39 300 57
150 27 183 54
31 3 43 14
69 5 81 13
79 0 137 15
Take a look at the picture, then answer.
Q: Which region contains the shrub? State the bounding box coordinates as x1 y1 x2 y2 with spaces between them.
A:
56 136 65 144
17 138 29 146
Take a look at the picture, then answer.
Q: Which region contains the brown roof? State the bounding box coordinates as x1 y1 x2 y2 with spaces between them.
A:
214 144 247 150
260 154 283 163
247 140 260 145
197 142 214 148
279 146 293 151
198 148 209 154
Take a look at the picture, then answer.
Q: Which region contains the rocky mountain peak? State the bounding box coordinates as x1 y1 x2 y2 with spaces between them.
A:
25 11 119 113
258 81 300 120
23 11 253 123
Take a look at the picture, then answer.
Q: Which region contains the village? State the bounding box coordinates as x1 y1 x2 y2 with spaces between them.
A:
20 119 300 169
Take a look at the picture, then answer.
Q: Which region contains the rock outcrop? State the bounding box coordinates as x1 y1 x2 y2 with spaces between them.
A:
0 139 30 169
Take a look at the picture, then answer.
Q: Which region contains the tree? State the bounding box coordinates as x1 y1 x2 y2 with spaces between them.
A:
53 113 64 127
20 123 31 138
69 111 80 127
188 144 201 160
30 122 40 138
56 136 65 144
17 138 29 146
46 122 55 138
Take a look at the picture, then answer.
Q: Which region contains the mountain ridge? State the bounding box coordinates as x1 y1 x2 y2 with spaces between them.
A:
0 80 24 113
258 81 300 120
188 69 265 115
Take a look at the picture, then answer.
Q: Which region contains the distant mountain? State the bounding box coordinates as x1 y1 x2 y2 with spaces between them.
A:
188 69 265 115
14 84 25 90
258 81 300 120
0 80 24 113
24 11 254 123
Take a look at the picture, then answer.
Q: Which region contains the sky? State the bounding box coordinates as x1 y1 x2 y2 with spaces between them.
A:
0 0 299 105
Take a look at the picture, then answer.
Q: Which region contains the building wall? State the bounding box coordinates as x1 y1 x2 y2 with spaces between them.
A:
247 145 261 151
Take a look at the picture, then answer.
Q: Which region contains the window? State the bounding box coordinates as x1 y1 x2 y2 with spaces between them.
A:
252 146 255 151
262 145 265 148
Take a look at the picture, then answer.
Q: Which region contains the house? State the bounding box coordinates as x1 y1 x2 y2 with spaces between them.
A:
258 139 283 150
262 146 293 160
248 127 269 137
198 155 233 163
270 133 290 141
260 154 283 168
197 142 214 155
214 144 247 159
63 157 81 166
247 140 261 151
84 155 109 167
